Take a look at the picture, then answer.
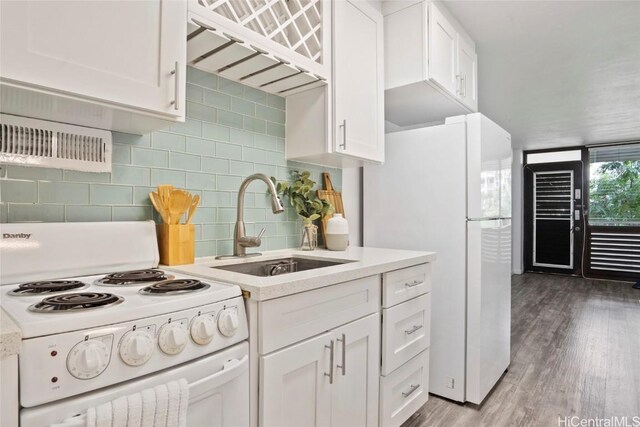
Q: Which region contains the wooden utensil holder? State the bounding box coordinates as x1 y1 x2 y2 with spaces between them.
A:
157 223 195 266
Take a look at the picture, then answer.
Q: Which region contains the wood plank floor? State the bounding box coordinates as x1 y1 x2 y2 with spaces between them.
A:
402 273 640 427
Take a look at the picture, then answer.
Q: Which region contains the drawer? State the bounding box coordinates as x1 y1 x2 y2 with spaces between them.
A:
258 275 380 354
380 349 430 427
382 263 431 308
382 293 431 375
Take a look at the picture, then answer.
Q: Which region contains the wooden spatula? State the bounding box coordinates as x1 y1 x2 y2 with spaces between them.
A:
149 191 170 224
185 195 200 224
168 189 192 224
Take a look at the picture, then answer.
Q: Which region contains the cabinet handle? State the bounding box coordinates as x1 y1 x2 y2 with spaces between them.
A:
456 74 461 95
324 340 335 384
339 119 347 150
402 384 420 398
404 280 423 288
171 61 180 111
462 74 466 98
336 333 346 376
405 324 423 335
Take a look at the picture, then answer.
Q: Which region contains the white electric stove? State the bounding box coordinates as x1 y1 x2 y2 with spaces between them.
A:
0 221 249 427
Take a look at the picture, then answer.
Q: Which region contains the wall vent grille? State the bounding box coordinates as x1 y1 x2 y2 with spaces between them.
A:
0 114 111 173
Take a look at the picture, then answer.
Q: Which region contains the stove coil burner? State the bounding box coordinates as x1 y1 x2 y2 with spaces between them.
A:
28 292 124 313
139 279 210 296
95 269 174 286
9 280 88 296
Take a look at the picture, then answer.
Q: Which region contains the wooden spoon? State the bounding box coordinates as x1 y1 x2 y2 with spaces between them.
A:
157 185 174 223
168 189 192 224
185 195 200 224
149 192 170 224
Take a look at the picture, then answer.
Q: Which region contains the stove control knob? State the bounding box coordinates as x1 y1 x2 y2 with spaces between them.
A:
218 308 239 337
119 330 154 366
67 339 110 379
158 323 188 355
191 316 215 345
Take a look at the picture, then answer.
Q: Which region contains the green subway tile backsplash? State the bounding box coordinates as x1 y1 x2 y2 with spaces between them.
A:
90 185 133 205
40 182 90 205
1 180 37 203
0 66 341 257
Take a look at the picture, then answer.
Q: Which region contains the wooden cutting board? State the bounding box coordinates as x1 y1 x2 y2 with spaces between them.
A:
317 172 345 246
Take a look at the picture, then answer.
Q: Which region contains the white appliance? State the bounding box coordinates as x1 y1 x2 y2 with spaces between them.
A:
364 113 512 404
0 221 249 426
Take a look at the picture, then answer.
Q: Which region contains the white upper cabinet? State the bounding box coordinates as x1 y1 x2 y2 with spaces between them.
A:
0 0 186 134
285 0 384 167
457 35 478 111
384 1 478 127
332 0 384 163
428 4 458 95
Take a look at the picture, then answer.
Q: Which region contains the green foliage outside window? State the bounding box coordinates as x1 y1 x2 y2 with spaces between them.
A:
589 160 640 225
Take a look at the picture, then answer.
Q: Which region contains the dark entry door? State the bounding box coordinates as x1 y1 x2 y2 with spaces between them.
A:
524 161 584 274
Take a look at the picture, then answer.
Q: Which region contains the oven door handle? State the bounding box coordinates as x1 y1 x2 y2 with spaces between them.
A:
189 354 249 399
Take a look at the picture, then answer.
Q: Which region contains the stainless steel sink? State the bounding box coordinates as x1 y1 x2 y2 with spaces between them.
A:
211 257 352 277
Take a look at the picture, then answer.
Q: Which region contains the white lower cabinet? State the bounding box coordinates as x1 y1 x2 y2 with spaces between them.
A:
254 265 433 427
331 314 380 427
380 350 430 427
382 293 431 375
380 264 432 427
1 355 18 427
260 330 332 427
260 313 380 427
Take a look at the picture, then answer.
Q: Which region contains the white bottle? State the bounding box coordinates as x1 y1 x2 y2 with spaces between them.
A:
325 214 349 251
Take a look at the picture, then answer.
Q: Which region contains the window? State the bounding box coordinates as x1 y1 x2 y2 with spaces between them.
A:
526 150 582 164
588 143 640 225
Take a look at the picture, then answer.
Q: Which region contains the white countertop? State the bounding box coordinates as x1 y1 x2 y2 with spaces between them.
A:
1 308 21 358
166 246 436 301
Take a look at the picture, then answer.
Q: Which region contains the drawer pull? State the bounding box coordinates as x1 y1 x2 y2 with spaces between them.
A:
402 384 420 398
405 325 423 335
336 333 346 376
324 340 335 384
404 280 423 288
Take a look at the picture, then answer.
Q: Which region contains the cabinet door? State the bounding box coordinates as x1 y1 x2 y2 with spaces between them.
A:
428 3 457 95
457 35 478 111
260 331 332 427
0 0 185 118
333 0 384 163
331 313 380 427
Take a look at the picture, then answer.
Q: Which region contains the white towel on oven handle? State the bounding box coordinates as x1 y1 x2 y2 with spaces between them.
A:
71 378 189 427
50 414 86 427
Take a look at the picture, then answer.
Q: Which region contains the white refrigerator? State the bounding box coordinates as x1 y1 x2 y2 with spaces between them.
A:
364 113 512 404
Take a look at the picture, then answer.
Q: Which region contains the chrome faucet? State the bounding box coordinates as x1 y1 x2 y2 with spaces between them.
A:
216 173 285 259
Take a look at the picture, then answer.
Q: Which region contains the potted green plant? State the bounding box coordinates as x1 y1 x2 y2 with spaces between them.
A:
271 171 332 250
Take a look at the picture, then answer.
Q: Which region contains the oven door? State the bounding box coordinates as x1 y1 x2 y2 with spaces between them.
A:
21 341 249 427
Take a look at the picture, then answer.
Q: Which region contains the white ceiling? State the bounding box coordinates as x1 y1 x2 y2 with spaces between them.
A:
442 1 640 150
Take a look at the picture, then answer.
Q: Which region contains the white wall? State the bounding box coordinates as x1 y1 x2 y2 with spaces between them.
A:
511 149 524 274
341 167 363 246
365 0 383 13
